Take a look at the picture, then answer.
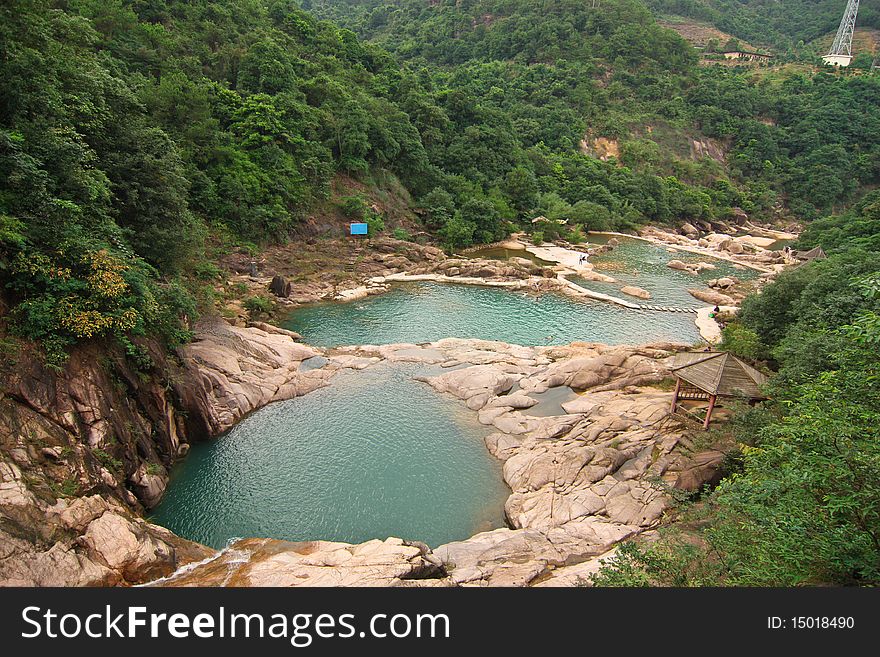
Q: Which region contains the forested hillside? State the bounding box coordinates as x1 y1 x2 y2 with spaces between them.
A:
646 0 880 50
1 0 445 364
314 1 880 218
2 1 880 363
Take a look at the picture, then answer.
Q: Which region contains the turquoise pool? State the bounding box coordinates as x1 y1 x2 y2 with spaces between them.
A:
151 363 510 549
282 281 702 347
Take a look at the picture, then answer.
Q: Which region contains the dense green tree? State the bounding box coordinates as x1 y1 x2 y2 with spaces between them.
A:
419 187 457 230
439 213 476 250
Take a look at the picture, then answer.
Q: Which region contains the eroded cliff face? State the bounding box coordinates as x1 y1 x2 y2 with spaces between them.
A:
0 339 213 585
0 318 329 586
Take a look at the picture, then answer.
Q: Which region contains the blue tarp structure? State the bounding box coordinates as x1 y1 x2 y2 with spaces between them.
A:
350 223 368 236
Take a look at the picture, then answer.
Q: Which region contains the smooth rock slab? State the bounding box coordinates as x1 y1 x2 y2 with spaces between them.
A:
153 537 449 587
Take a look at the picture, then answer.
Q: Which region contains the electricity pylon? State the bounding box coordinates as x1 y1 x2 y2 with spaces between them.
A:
823 0 860 66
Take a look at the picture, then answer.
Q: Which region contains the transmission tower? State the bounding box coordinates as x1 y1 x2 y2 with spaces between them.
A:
823 0 860 66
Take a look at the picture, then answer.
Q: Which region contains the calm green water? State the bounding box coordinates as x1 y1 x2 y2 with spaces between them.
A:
570 235 760 307
283 281 701 346
151 364 510 549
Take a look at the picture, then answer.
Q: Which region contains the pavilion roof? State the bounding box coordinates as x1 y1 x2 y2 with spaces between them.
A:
670 351 769 398
793 246 826 261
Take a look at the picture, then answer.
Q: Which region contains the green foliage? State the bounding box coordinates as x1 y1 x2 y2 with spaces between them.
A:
686 69 880 219
719 323 767 362
420 188 456 230
59 478 79 497
243 295 274 316
92 448 123 472
439 214 476 251
340 194 384 233
566 224 586 245
193 261 222 281
798 194 880 254
340 195 369 221
458 197 506 244
590 533 723 587
365 212 385 235
392 227 412 241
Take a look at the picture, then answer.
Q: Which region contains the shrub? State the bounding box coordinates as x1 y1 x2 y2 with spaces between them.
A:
243 295 274 315
7 246 196 366
340 195 368 221
567 225 586 244
193 261 221 281
92 448 123 472
719 323 768 362
366 213 385 234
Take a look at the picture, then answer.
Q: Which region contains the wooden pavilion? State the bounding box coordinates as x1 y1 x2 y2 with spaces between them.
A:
669 351 768 430
792 246 826 262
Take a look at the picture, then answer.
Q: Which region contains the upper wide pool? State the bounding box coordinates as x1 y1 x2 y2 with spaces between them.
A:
570 235 760 308
282 281 701 347
151 363 510 549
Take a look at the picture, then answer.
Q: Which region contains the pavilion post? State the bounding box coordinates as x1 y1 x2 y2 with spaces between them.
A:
670 377 681 413
703 394 717 430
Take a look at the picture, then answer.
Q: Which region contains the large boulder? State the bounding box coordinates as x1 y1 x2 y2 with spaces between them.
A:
673 450 726 491
176 318 326 435
688 288 735 306
620 285 651 300
729 207 749 225
128 464 167 509
269 275 291 298
680 222 699 237
423 364 518 410
714 277 736 289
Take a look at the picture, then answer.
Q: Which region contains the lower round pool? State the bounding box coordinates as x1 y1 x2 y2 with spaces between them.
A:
150 363 510 549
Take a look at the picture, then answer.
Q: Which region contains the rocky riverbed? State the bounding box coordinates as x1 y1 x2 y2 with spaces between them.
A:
1 315 723 587
158 331 719 587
